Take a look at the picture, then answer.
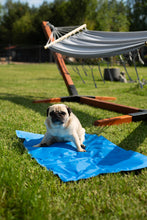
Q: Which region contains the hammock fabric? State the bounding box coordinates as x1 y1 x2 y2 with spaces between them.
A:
48 28 147 58
16 130 147 182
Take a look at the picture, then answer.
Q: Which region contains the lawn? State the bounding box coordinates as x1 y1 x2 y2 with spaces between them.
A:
0 63 147 219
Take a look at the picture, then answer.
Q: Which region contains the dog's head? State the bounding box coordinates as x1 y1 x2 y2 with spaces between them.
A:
47 104 71 125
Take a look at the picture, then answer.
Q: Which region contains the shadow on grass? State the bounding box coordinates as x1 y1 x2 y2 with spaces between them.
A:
1 93 147 152
0 93 49 116
119 121 147 151
0 93 100 127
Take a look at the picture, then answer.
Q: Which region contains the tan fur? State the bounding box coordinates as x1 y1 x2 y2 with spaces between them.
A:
33 104 86 152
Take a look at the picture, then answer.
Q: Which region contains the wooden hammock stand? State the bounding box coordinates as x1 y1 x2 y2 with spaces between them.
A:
33 21 147 126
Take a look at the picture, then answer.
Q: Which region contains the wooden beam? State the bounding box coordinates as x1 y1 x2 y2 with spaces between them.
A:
94 115 132 126
33 97 61 103
80 97 140 114
95 96 116 101
94 110 147 126
33 95 117 104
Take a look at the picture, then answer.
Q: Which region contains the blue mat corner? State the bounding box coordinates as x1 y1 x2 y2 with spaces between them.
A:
16 130 147 182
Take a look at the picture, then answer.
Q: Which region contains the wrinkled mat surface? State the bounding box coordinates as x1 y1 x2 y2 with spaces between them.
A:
16 130 147 182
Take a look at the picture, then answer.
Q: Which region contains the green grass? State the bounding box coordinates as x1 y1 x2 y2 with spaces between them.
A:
0 63 147 220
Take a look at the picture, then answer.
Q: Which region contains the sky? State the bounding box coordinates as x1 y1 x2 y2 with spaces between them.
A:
1 0 54 7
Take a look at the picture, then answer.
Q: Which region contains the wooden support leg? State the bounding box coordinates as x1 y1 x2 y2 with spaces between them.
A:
42 21 78 96
94 110 147 126
80 97 140 114
33 97 62 103
94 115 133 126
33 95 117 104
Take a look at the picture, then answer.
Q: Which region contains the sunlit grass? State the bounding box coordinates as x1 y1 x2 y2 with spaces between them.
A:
0 63 147 219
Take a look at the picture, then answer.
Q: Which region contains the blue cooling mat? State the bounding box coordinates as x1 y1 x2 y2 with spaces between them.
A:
16 130 147 182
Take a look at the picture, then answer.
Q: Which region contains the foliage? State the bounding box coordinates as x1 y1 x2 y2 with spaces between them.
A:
0 0 30 43
0 63 147 219
65 0 98 29
0 3 2 20
127 0 147 31
95 0 129 31
12 12 35 44
0 0 146 45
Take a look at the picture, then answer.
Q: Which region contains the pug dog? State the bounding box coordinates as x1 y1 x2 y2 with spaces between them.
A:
33 104 86 152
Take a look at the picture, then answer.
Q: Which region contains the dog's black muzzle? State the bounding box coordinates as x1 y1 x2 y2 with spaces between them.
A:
52 117 64 124
50 111 65 124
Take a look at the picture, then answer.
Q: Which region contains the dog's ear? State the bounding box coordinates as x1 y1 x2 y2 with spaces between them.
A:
66 106 72 116
47 107 50 117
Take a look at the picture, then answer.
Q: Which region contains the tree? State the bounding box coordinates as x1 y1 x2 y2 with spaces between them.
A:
48 0 70 26
0 0 30 44
12 12 35 44
95 0 129 31
0 3 2 22
30 1 53 44
127 0 147 31
0 3 2 42
66 0 98 28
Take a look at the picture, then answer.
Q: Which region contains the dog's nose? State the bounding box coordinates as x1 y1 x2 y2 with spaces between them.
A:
51 116 63 124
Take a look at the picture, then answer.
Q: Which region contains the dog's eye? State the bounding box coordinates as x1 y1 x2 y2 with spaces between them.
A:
50 111 54 116
60 111 66 115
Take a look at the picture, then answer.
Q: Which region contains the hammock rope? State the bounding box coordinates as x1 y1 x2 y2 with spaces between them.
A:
44 23 87 49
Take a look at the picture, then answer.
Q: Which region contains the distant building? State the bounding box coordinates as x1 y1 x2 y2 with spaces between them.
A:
0 45 54 63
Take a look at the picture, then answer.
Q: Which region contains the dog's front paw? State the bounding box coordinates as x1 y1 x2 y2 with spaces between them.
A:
78 148 86 152
32 143 41 147
33 143 48 147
